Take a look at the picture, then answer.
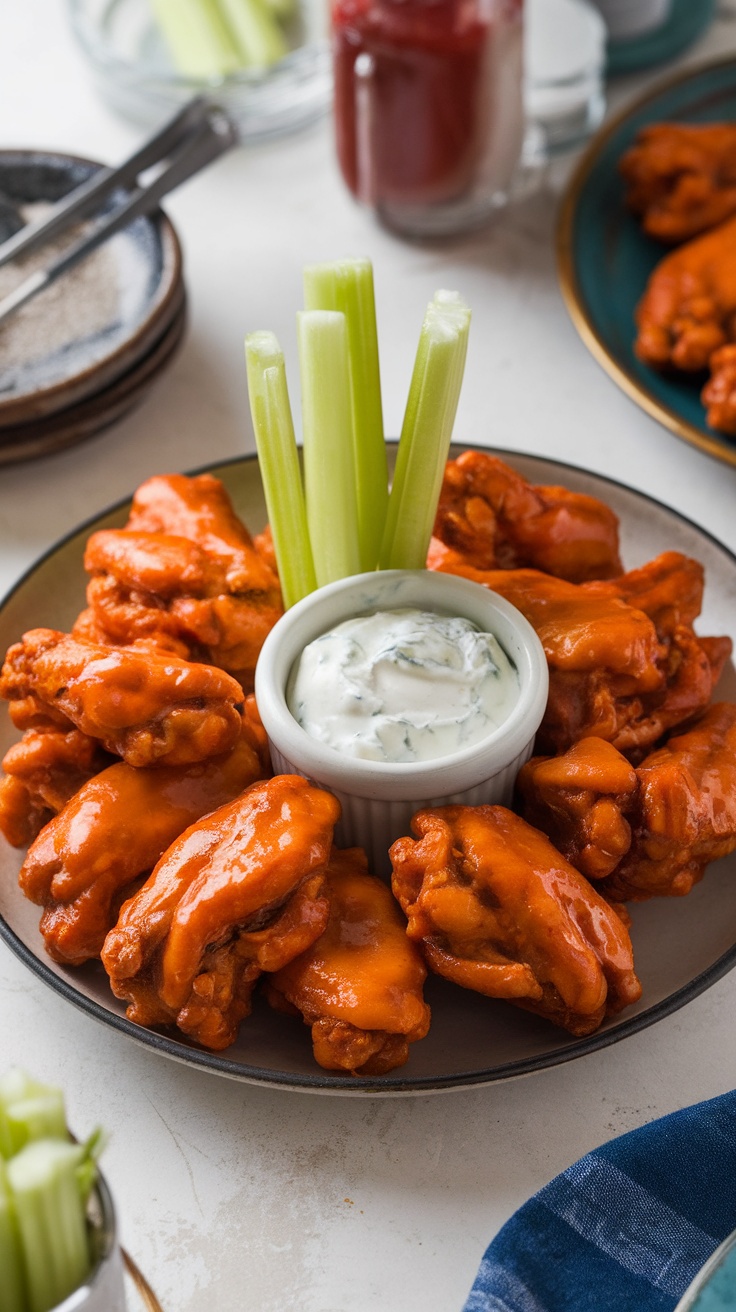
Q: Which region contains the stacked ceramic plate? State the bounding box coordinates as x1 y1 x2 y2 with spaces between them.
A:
0 149 185 465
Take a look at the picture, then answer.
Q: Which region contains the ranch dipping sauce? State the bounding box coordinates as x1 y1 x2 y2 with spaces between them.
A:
287 608 520 764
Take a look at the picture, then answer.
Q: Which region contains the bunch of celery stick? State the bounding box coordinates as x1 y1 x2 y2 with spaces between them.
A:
0 1071 102 1312
245 258 471 608
151 0 294 78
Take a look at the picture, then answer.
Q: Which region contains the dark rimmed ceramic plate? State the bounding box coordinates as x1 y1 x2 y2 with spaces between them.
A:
0 294 187 466
557 58 736 468
1 448 736 1095
0 150 183 426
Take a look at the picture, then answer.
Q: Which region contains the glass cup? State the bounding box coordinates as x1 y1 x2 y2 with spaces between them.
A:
331 0 526 237
55 1172 127 1312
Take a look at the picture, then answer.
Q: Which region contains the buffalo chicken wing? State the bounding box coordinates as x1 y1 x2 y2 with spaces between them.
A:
434 451 622 582
102 776 340 1050
634 215 736 375
0 727 109 848
20 719 269 965
429 548 729 757
82 474 283 689
621 123 736 245
0 629 244 768
390 805 641 1035
518 703 736 900
267 848 430 1075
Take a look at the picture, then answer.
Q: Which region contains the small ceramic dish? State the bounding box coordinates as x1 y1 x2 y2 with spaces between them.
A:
0 294 187 466
0 149 183 427
255 569 549 875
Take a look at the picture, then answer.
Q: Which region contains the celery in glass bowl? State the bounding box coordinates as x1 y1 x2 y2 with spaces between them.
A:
0 1070 127 1312
68 0 331 141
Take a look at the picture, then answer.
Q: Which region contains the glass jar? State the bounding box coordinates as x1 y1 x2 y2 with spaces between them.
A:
331 0 525 237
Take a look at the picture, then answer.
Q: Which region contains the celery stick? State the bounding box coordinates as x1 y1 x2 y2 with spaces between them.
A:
9 1140 92 1312
379 291 471 571
150 0 242 79
76 1129 104 1206
0 1071 66 1158
0 1070 39 1107
260 0 296 19
0 1159 26 1312
5 1095 67 1158
218 0 288 67
0 1104 12 1159
297 310 362 587
245 331 317 608
304 259 388 572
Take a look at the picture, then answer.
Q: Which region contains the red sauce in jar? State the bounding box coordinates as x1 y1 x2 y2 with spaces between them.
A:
332 0 523 211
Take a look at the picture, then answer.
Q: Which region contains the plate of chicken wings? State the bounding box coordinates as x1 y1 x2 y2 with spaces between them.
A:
1 446 736 1094
558 57 736 468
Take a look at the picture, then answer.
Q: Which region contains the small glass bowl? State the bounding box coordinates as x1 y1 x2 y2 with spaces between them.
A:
68 0 331 141
255 570 549 876
55 1172 127 1312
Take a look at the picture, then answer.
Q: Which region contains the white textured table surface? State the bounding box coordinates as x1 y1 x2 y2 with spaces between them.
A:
3 5 736 1310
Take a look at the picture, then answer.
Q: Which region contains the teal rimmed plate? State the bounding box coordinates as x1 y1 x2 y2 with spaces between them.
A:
675 1227 736 1311
606 0 716 76
557 57 736 468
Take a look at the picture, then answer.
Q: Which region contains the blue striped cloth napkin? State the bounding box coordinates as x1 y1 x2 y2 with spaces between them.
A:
464 1090 736 1312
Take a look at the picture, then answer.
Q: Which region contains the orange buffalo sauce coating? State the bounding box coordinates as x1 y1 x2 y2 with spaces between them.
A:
102 776 340 1050
20 718 268 966
0 628 244 768
268 849 430 1075
391 805 641 1036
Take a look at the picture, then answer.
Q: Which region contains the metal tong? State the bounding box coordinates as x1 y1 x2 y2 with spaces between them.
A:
0 98 239 327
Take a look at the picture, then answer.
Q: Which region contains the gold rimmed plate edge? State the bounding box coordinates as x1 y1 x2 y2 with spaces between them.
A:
556 55 736 469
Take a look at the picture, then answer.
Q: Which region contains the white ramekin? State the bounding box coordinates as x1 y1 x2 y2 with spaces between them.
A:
255 570 549 875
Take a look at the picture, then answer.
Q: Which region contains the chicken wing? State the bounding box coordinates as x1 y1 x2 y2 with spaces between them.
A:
19 720 269 965
102 776 340 1050
0 728 109 848
702 343 736 435
428 554 664 753
0 629 244 768
267 848 430 1075
585 550 704 637
434 451 622 582
390 805 641 1036
517 737 639 883
429 550 729 757
582 552 731 756
620 123 736 244
635 215 736 374
518 704 736 900
83 474 283 689
610 702 736 901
